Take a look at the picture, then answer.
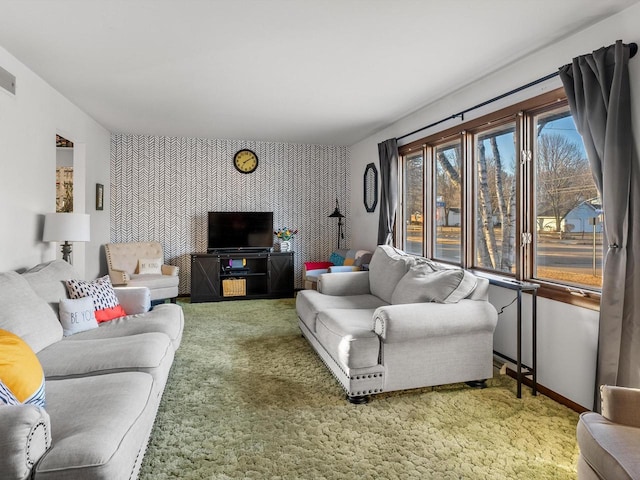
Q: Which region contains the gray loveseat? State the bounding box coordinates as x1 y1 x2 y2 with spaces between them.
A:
296 245 498 403
0 260 184 480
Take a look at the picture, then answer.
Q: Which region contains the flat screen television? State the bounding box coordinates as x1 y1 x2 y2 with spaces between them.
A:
207 211 274 251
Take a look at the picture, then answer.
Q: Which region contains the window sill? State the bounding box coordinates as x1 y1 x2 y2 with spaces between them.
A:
535 282 600 311
471 270 600 311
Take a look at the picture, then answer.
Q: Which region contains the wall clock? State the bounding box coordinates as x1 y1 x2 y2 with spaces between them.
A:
233 149 258 174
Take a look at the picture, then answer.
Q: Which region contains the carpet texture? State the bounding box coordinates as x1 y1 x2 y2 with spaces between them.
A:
140 298 580 479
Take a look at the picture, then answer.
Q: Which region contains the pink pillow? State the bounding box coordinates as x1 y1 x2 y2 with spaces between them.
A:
305 261 333 271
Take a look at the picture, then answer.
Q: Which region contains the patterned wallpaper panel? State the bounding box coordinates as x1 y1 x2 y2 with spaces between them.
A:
110 134 350 293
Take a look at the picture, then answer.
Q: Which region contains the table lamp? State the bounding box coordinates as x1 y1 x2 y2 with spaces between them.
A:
43 212 90 263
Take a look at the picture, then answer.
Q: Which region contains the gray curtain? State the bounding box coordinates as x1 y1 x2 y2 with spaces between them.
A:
559 40 640 409
377 138 398 245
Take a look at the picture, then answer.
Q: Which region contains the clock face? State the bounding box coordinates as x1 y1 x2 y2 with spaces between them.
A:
233 149 258 174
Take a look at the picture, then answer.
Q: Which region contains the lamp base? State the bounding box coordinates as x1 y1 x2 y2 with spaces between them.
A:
60 241 73 263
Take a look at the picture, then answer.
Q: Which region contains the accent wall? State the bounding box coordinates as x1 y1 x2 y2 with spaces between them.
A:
110 134 350 293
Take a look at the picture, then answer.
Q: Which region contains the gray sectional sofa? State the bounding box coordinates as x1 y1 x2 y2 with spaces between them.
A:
0 260 184 480
296 245 498 403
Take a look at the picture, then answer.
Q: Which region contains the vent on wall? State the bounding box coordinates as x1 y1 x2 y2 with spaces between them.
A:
0 65 16 95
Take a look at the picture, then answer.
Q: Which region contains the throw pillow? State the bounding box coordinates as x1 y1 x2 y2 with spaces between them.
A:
58 297 99 336
0 329 45 407
304 261 333 271
368 245 416 304
138 257 163 275
391 265 478 304
65 276 127 323
329 252 345 266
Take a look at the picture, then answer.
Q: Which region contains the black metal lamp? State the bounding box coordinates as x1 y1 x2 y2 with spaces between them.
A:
328 199 345 249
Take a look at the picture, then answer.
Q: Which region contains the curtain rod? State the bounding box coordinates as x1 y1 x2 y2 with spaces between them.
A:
397 42 638 142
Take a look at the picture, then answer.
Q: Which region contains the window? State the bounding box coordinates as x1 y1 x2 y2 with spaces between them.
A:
434 140 462 263
403 152 424 255
533 107 601 288
474 123 517 273
399 89 600 307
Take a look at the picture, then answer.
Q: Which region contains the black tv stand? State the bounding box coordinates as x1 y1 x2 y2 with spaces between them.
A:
191 251 294 302
207 247 271 254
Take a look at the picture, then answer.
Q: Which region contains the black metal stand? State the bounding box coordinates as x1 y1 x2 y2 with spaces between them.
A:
482 274 539 398
336 217 344 250
328 199 345 250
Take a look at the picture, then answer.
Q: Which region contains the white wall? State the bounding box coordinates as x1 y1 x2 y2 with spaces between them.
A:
349 4 640 409
0 46 110 279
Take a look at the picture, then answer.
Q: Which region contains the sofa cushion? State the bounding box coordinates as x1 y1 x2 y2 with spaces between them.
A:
296 289 387 333
58 297 99 336
368 245 415 304
0 329 46 407
315 309 380 369
127 273 180 289
577 412 640 480
391 265 478 304
63 303 184 350
0 271 63 353
35 372 156 480
37 332 173 381
65 276 127 323
22 259 77 311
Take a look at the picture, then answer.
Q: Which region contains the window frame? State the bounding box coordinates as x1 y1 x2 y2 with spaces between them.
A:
398 88 600 310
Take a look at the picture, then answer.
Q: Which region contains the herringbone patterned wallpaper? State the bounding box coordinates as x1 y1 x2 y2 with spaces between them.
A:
111 134 350 293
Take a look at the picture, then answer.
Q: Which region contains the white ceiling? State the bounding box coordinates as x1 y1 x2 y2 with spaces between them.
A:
0 0 638 146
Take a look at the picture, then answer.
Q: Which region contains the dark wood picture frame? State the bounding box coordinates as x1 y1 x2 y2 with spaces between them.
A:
96 183 104 211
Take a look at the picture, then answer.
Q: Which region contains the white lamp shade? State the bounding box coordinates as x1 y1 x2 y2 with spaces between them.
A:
43 213 91 242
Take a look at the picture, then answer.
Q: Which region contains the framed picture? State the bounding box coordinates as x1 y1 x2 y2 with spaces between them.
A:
96 183 104 211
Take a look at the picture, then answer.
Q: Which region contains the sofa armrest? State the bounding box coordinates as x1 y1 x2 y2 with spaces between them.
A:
318 271 371 296
600 385 640 428
0 405 51 480
108 269 129 286
161 264 179 276
113 286 151 315
373 300 498 343
328 266 360 273
304 268 329 280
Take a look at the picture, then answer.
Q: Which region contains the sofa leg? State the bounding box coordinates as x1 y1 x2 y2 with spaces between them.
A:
465 380 488 389
347 395 370 404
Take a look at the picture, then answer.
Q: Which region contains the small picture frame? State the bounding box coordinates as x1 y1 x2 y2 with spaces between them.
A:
96 183 104 211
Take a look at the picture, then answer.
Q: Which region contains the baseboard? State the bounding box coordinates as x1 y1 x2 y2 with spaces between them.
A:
503 367 589 414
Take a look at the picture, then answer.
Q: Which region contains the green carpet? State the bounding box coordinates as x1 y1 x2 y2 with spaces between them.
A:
140 298 580 479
